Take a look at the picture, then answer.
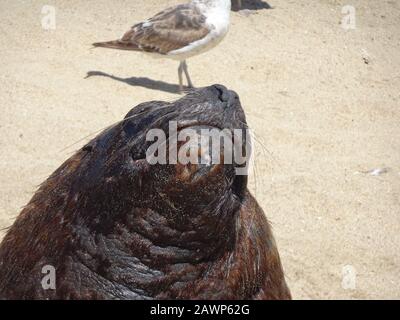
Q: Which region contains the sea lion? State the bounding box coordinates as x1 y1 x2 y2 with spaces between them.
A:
0 84 291 300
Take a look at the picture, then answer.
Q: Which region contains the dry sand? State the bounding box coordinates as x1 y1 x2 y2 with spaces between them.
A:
0 0 399 299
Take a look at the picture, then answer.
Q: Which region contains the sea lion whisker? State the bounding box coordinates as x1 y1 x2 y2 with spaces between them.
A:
252 148 259 196
0 226 10 232
248 128 282 174
59 110 165 153
236 118 281 170
59 123 116 153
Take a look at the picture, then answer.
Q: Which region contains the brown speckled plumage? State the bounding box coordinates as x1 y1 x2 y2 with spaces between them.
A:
92 4 209 54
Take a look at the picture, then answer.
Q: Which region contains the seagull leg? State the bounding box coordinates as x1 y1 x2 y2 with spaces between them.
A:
178 61 184 93
182 60 194 89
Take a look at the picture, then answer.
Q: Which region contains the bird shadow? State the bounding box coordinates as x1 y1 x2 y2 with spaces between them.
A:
231 0 273 12
85 71 187 94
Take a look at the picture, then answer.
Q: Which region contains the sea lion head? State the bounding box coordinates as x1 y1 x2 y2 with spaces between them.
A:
72 84 250 256
79 86 246 208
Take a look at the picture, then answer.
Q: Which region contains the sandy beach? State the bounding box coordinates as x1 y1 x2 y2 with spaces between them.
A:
0 0 399 299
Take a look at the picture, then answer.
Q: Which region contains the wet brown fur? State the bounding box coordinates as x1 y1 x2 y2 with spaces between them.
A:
0 85 291 300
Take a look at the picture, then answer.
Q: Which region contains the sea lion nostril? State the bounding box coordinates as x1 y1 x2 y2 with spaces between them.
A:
221 91 230 103
227 90 239 103
211 84 229 103
210 85 239 107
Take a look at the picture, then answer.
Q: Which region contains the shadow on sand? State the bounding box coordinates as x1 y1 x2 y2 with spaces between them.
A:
231 0 273 12
85 71 192 94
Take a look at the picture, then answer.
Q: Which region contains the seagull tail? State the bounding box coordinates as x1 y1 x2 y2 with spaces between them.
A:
92 40 139 51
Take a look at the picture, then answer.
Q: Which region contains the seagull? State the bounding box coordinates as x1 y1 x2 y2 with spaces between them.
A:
93 0 231 93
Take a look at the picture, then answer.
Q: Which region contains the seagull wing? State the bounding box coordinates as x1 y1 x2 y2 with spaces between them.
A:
93 4 210 54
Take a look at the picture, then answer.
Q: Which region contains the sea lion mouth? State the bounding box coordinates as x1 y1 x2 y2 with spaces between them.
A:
170 122 250 187
174 123 246 163
176 120 222 131
172 124 232 167
143 119 249 172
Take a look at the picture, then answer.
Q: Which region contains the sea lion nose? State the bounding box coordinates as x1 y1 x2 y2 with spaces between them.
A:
210 84 238 106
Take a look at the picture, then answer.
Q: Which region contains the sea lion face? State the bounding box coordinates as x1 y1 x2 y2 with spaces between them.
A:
79 85 249 232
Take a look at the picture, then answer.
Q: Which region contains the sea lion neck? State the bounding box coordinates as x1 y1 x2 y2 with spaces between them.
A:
74 192 241 269
66 199 241 298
